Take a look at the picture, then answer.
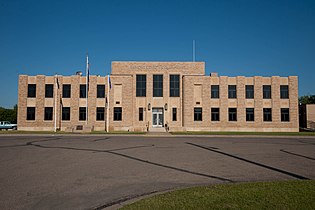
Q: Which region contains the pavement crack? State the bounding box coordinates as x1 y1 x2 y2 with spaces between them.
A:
186 142 310 180
280 149 315 161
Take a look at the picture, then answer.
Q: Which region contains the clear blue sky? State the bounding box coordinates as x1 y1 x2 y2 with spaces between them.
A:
0 0 314 108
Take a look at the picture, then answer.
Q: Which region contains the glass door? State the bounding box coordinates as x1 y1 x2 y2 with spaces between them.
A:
152 108 163 127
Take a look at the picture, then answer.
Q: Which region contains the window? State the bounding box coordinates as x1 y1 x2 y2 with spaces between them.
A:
281 108 290 122
97 85 105 98
263 85 271 99
228 85 237 98
172 108 177 121
139 108 144 121
246 108 254 121
114 107 122 121
26 107 35 120
80 85 86 98
45 84 53 98
263 108 272 121
62 107 70 121
79 107 86 121
211 85 219 98
136 75 146 97
28 84 36 98
96 107 105 121
44 107 53 121
229 108 237 121
211 108 220 121
62 84 71 98
170 75 180 97
280 85 289 99
194 108 202 121
153 74 163 97
246 85 254 99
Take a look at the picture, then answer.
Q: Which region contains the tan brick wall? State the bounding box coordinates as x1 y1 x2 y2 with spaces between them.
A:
17 62 299 132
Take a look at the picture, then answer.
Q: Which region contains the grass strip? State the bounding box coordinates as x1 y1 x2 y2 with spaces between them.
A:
121 180 315 210
171 131 315 136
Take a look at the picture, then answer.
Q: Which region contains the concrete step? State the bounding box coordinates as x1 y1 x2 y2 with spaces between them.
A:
149 127 166 132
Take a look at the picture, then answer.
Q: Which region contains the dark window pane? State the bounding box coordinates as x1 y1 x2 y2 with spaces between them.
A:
44 107 53 121
79 107 86 121
172 107 177 121
229 108 237 121
246 108 254 121
280 85 289 99
97 85 105 98
114 107 122 121
211 108 220 121
153 75 163 97
28 84 36 98
263 85 271 99
80 85 86 98
63 84 71 98
170 75 180 97
62 107 71 121
96 107 105 121
194 108 202 121
27 107 36 120
246 85 254 99
263 108 272 121
45 84 54 98
139 108 144 121
228 85 237 98
281 108 290 122
211 85 219 98
136 75 146 97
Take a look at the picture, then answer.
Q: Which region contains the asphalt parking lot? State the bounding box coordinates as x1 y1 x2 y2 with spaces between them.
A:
0 135 314 210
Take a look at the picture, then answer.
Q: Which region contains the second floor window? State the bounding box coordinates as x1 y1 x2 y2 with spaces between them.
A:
228 85 237 98
263 85 271 99
45 84 53 98
153 75 163 97
97 85 105 98
80 85 86 98
63 84 71 98
211 85 219 98
28 84 36 98
136 75 146 97
246 85 254 99
280 85 289 99
170 75 180 97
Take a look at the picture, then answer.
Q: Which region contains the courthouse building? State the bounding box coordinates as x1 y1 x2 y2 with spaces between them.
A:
18 62 299 132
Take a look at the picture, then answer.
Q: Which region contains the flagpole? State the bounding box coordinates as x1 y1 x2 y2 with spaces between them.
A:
86 54 88 125
54 74 58 132
106 75 110 132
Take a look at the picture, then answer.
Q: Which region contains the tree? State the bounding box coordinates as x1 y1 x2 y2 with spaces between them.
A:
299 95 315 105
0 105 17 123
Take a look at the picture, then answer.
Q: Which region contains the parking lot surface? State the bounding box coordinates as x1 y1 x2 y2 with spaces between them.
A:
0 135 314 209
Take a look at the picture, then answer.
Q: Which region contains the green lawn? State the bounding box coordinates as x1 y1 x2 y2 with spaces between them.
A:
171 131 315 136
121 180 315 210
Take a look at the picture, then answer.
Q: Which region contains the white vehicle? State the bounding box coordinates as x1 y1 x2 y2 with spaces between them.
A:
0 121 17 130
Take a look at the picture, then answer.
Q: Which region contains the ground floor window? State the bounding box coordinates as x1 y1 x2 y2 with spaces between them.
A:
229 108 237 121
211 108 220 121
246 108 254 121
139 108 144 121
96 107 105 121
62 107 70 121
44 107 53 121
172 108 177 121
281 108 290 122
114 107 122 121
79 107 86 121
194 108 202 121
27 107 36 120
263 108 272 121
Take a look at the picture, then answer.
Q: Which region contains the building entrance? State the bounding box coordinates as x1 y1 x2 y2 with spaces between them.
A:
152 108 164 127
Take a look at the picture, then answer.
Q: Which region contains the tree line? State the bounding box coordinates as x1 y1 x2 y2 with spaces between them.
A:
0 105 17 123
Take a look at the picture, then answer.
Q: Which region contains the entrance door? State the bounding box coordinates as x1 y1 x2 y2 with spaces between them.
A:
152 108 163 127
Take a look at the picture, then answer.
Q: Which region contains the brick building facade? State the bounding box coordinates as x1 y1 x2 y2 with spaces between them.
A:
18 62 299 132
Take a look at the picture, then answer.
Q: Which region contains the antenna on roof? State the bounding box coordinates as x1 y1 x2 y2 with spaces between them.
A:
193 40 196 62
